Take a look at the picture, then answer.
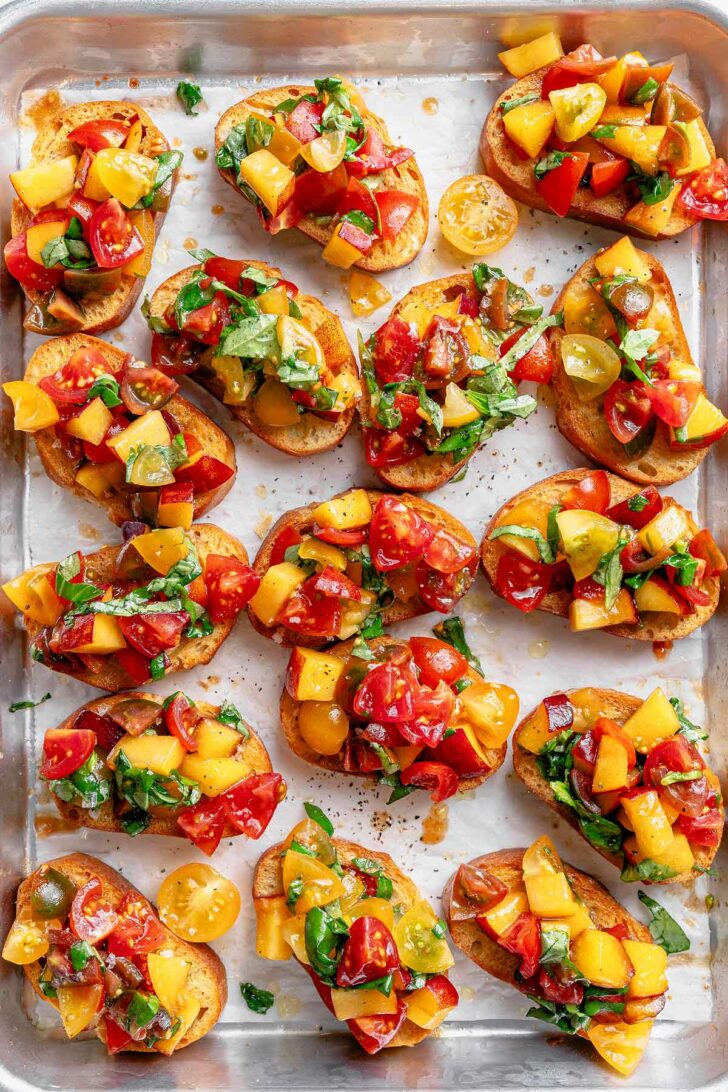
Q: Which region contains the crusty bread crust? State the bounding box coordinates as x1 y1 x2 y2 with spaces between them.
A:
550 251 705 485
253 836 429 1049
480 468 720 641
49 692 272 841
23 523 249 691
16 852 226 1053
215 85 428 272
12 101 175 335
443 848 651 991
279 634 506 790
512 688 723 883
480 73 707 240
24 334 236 526
249 489 478 646
148 261 358 457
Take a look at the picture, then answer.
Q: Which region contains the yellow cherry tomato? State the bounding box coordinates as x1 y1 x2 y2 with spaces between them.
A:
560 333 622 401
2 919 50 965
438 174 518 256
157 863 241 943
300 130 347 173
392 899 454 974
549 83 607 143
3 381 59 432
94 148 158 208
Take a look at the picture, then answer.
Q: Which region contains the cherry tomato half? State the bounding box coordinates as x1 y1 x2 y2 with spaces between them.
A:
38 347 109 407
180 292 231 346
157 862 241 943
422 528 476 574
221 772 285 839
40 728 95 780
364 428 424 468
88 198 144 270
437 174 518 257
4 234 63 293
541 45 618 96
67 120 130 151
676 808 723 847
347 1004 407 1056
177 796 227 856
498 911 541 979
648 379 701 428
643 737 708 817
163 692 199 751
106 891 165 958
69 878 118 945
604 380 654 444
500 329 554 384
399 759 460 801
118 611 188 657
679 158 728 221
276 577 341 638
352 662 415 723
449 863 508 921
204 555 260 624
415 561 468 613
410 636 468 689
369 496 434 572
606 486 663 529
372 316 421 385
495 552 553 612
561 470 610 515
336 916 400 988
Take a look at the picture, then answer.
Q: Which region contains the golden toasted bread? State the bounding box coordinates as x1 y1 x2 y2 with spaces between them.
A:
24 334 236 525
512 688 722 883
14 852 226 1053
253 835 429 1049
12 101 175 335
480 73 706 239
280 634 505 791
480 468 720 641
550 249 706 485
49 691 272 841
215 85 428 271
23 523 248 691
147 260 358 457
249 489 477 646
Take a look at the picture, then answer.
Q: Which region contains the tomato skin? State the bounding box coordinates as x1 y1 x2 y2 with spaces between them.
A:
399 760 460 802
337 176 379 226
500 329 554 383
590 158 630 198
422 316 469 388
495 552 553 612
364 428 424 468
541 45 617 96
676 808 723 847
535 152 589 217
104 1015 134 1055
375 190 419 242
116 648 153 685
679 158 728 221
68 193 100 225
450 863 508 921
88 198 144 269
203 256 259 294
72 709 124 751
353 662 415 723
604 380 654 444
106 892 165 958
606 486 663 529
277 576 341 638
400 682 456 747
369 496 434 572
372 316 421 384
415 561 467 613
69 878 119 945
498 911 541 979
313 524 367 548
4 233 64 292
151 331 203 375
347 1002 407 1055
270 525 303 565
313 565 362 601
176 796 226 856
410 636 468 689
67 120 130 151
285 99 325 143
204 555 260 624
118 611 188 657
561 470 611 515
175 454 235 495
690 529 728 579
164 692 199 751
421 529 475 575
40 728 95 780
336 915 400 987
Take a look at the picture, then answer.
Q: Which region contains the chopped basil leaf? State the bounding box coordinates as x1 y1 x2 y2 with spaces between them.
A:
669 697 707 743
87 374 122 408
621 858 678 883
9 692 51 712
342 209 375 234
176 80 203 115
501 93 539 115
637 890 690 953
240 981 275 1014
630 77 660 105
217 700 250 738
590 124 617 140
69 939 98 971
627 164 674 206
55 552 103 606
498 312 563 373
304 802 334 836
432 615 483 677
489 524 556 564
628 493 650 512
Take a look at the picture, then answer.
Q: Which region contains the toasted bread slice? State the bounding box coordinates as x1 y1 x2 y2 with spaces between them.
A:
14 852 226 1053
550 250 705 485
481 73 707 240
147 260 358 457
24 334 236 526
49 691 272 841
512 688 722 883
215 86 428 272
24 523 248 691
280 634 505 791
254 835 430 1049
444 847 651 990
249 489 478 646
12 101 175 335
480 468 720 640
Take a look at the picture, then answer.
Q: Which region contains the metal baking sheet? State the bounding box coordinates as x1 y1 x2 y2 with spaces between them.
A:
0 3 727 1090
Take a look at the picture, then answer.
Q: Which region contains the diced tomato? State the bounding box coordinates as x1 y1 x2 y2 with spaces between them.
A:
369 496 434 571
500 329 554 383
313 564 362 601
163 692 199 751
66 194 99 227
389 392 423 436
347 1002 407 1055
495 552 553 612
313 524 368 547
151 331 203 375
372 315 421 384
177 796 226 856
116 648 153 685
285 99 325 144
410 636 468 689
270 525 303 566
364 428 424 468
541 45 618 97
594 717 637 768
88 198 143 269
339 219 373 255
538 968 584 1006
342 737 387 774
337 176 379 226
179 292 231 346
414 562 469 613
291 168 346 217
221 771 285 839
561 470 610 514
400 682 456 747
70 878 118 945
499 912 541 979
689 530 727 579
104 1015 134 1055
643 737 708 817
175 454 235 494
604 380 654 444
348 126 414 178
68 119 130 151
39 347 110 406
72 709 124 751
204 555 260 624
679 158 728 221
647 379 701 428
336 915 400 988
106 892 165 958
353 661 415 723
40 727 95 780
276 575 340 637
49 614 94 654
607 923 630 941
4 233 64 292
203 256 259 294
535 152 589 217
676 808 723 847
420 529 475 576
374 190 419 242
590 158 630 198
606 486 663 529
118 611 188 657
399 759 459 801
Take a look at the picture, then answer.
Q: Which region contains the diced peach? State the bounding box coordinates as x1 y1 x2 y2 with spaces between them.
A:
75 462 124 498
331 987 398 1021
594 236 651 282
147 951 191 1013
11 156 78 210
503 100 555 158
106 409 170 463
623 939 668 999
622 688 679 753
57 984 103 1039
498 31 563 77
569 588 637 631
66 397 113 446
249 563 307 626
254 895 292 961
179 755 249 796
620 790 674 858
158 482 194 531
592 735 630 793
195 717 242 759
111 734 185 776
571 929 633 989
285 647 345 702
311 489 372 531
634 576 687 616
72 614 127 654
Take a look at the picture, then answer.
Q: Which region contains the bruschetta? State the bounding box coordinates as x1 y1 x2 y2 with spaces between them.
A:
1 523 257 691
146 252 358 457
550 236 728 484
444 834 681 1076
215 77 427 271
359 263 558 491
513 686 724 883
248 488 478 646
2 853 226 1054
253 807 458 1053
480 468 724 639
482 34 727 238
3 334 236 527
6 100 180 335
42 691 285 855
280 632 519 800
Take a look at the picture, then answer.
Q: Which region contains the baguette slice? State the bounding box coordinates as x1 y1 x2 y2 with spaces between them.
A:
280 634 505 791
444 847 650 990
480 468 720 641
550 250 705 485
254 835 430 1049
480 72 706 240
12 101 175 335
512 688 723 883
215 86 428 272
24 334 236 526
14 852 226 1053
148 260 358 457
24 523 248 692
249 489 477 646
49 692 272 841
